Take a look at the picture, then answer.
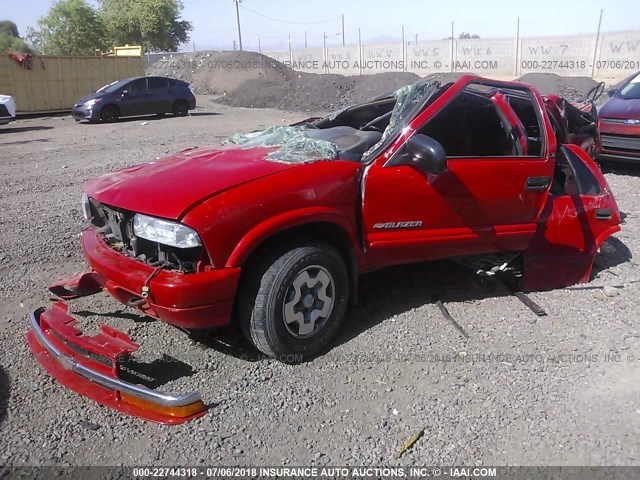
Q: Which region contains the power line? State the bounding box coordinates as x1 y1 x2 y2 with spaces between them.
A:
238 4 341 25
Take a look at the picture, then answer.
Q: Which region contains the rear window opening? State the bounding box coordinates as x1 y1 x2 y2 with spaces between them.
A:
551 146 602 196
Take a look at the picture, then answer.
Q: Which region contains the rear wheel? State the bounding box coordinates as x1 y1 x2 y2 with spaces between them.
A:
172 100 189 117
100 105 119 123
239 243 349 361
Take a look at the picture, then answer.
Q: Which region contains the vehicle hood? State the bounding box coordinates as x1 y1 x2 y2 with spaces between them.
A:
85 146 298 219
74 92 106 105
599 96 640 119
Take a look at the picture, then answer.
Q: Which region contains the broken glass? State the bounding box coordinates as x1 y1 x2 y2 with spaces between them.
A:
362 80 439 160
224 126 338 164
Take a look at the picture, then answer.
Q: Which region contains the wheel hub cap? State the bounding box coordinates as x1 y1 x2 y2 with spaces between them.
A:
283 265 335 338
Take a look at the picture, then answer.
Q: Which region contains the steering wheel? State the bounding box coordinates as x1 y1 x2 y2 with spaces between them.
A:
361 111 392 132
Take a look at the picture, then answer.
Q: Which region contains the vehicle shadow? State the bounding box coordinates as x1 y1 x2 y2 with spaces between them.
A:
592 235 633 277
600 162 640 177
0 125 54 134
75 309 155 323
207 237 632 360
118 354 196 389
333 260 510 349
0 366 9 427
0 138 50 146
189 111 222 117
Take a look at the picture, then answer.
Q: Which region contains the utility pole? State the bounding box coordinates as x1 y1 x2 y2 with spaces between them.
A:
305 30 307 49
414 34 418 46
234 0 243 51
258 37 261 53
591 9 604 77
342 14 345 46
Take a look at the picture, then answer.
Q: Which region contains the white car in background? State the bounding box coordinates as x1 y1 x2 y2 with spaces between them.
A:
0 95 16 125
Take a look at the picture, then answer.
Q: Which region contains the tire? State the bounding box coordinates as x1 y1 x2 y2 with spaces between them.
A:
100 105 119 123
239 243 349 361
172 100 189 117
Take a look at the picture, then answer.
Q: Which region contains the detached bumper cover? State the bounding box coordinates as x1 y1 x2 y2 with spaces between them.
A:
26 302 207 424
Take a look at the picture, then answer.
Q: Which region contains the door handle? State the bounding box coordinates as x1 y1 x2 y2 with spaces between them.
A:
595 208 612 220
525 176 551 192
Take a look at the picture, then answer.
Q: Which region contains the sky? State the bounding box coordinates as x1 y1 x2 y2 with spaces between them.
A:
5 0 640 52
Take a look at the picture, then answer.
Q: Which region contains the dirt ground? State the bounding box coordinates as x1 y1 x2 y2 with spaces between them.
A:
0 97 639 467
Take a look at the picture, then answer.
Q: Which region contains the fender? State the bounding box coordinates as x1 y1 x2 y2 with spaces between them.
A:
225 206 358 268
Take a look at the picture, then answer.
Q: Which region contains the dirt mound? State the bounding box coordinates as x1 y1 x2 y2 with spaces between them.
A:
222 71 357 111
344 72 421 104
516 73 598 101
148 50 295 96
149 52 604 112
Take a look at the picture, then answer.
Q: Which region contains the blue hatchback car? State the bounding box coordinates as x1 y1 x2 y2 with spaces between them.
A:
71 76 196 123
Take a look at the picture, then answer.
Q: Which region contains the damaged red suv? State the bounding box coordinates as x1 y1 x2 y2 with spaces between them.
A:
27 75 621 423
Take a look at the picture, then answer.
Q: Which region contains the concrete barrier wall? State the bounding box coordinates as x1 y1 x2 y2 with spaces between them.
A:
266 30 640 82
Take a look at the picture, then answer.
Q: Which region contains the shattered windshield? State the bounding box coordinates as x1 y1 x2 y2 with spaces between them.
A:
223 80 438 164
362 80 439 160
224 126 338 163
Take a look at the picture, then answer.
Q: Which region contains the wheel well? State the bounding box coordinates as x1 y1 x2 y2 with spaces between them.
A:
240 222 359 307
102 104 119 115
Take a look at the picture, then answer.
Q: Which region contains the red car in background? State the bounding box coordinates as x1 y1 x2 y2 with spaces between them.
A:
596 71 640 163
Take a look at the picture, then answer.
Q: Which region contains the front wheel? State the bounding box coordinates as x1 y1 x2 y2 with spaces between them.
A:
172 100 189 116
100 105 119 123
239 243 349 361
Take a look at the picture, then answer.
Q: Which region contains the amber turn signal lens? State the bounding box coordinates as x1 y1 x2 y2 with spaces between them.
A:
120 392 206 418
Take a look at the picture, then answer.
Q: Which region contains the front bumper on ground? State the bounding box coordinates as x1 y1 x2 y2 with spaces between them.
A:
26 302 207 424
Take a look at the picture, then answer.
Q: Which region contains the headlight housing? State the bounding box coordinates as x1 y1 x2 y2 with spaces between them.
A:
81 192 92 220
84 98 102 107
133 214 202 249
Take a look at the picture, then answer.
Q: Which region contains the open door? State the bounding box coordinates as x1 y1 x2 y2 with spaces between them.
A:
521 144 621 291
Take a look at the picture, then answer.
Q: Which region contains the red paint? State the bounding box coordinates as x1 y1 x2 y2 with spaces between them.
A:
31 75 621 423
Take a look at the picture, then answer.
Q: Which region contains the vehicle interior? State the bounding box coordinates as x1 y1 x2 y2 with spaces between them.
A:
305 96 397 160
304 80 552 162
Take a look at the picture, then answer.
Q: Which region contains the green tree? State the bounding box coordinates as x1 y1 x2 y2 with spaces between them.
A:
99 0 192 52
0 20 20 38
27 0 106 55
0 20 33 53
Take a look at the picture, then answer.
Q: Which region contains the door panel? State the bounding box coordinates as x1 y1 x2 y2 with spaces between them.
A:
361 82 554 269
118 78 149 116
521 145 621 291
362 157 553 268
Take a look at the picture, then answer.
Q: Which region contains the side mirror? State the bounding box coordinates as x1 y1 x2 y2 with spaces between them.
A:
121 90 129 97
406 134 447 174
607 88 617 97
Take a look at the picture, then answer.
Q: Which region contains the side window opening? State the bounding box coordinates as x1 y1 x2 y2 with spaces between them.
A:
506 95 543 156
148 77 168 90
416 88 516 157
551 146 602 196
128 78 148 93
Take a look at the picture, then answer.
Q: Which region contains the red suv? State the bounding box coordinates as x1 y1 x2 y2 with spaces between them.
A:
28 75 621 423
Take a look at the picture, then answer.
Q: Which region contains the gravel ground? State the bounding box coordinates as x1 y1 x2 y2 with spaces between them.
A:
0 97 639 467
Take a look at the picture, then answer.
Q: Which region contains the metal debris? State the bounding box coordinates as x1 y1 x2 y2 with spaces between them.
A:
435 300 469 338
513 291 547 317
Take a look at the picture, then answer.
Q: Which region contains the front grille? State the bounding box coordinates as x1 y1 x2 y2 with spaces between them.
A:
89 201 203 273
601 134 640 153
600 118 629 125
